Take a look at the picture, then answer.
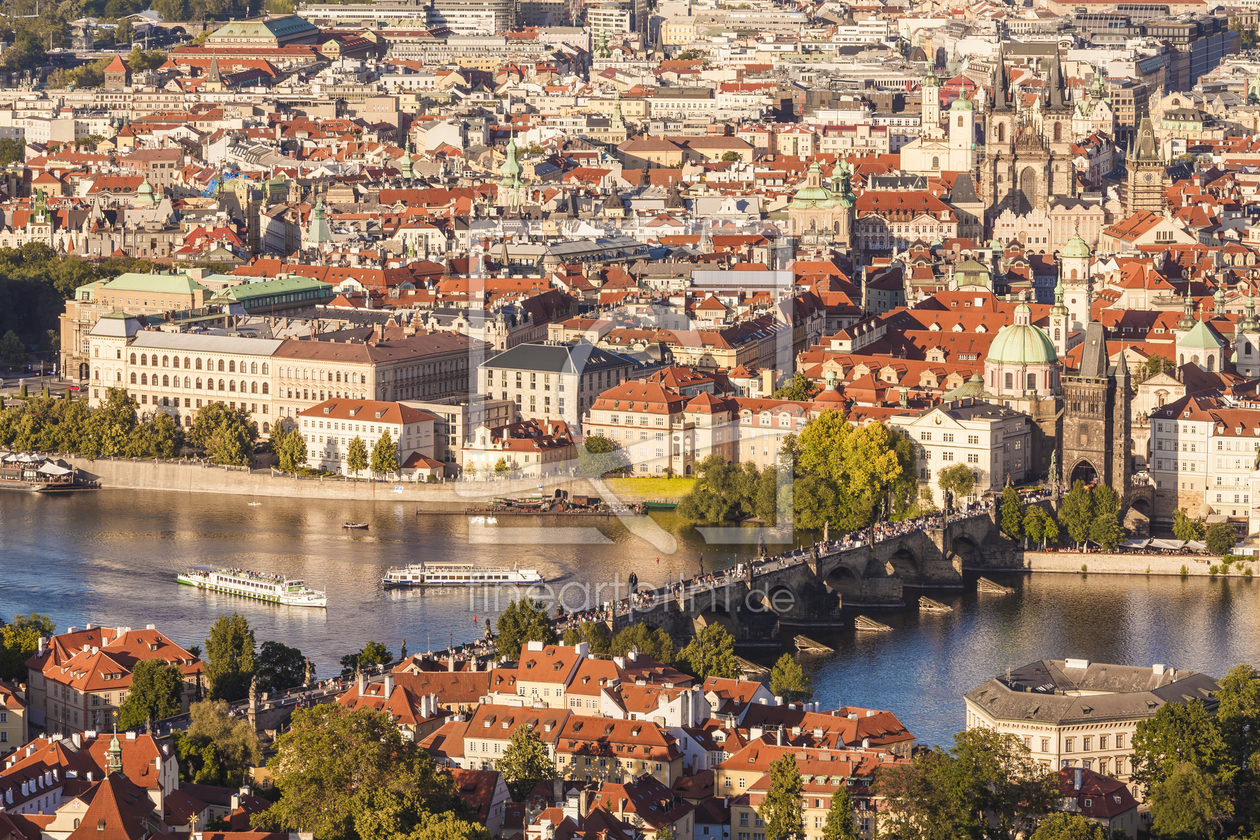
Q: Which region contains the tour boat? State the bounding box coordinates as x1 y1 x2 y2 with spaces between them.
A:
177 567 328 608
382 562 543 588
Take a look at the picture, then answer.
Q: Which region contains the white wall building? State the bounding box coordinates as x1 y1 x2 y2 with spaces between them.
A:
297 399 436 476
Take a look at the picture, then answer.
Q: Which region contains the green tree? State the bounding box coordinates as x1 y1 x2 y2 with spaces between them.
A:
151 0 190 20
1131 699 1229 797
1000 486 1024 540
561 621 612 656
0 138 24 166
720 150 741 162
277 427 308 473
495 598 557 659
255 640 308 694
89 387 139 457
1093 483 1121 525
576 434 630 477
1029 813 1107 840
1206 522 1237 556
117 657 185 728
498 723 555 799
341 640 393 673
346 435 368 477
0 329 24 364
1059 480 1095 547
820 784 860 840
772 373 819 402
1173 508 1205 542
0 613 54 681
371 431 399 475
190 402 255 466
769 653 812 703
1216 664 1260 824
1149 762 1233 840
677 455 762 523
608 624 674 664
678 623 738 681
251 705 465 840
937 463 976 506
1023 506 1046 547
1089 514 1123 551
494 457 511 476
175 699 262 784
759 754 805 840
1042 517 1060 546
205 612 256 702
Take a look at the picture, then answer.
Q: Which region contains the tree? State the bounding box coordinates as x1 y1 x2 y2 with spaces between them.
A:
151 0 190 20
1042 517 1060 546
721 150 742 162
89 387 139 457
495 598 557 659
190 402 255 466
677 456 762 523
255 641 308 694
498 724 555 799
371 431 399 476
346 435 368 477
561 622 611 656
1023 506 1046 547
175 699 262 785
0 613 54 681
1029 813 1107 840
772 373 818 402
493 457 511 476
1000 486 1024 540
117 657 185 728
609 624 673 664
340 640 393 674
251 705 465 840
1148 762 1233 840
1131 699 1229 797
1206 522 1237 556
1089 514 1123 551
1093 483 1121 525
769 653 812 703
759 754 805 840
0 329 24 364
1215 664 1260 824
937 463 976 507
276 427 308 473
678 624 739 681
205 612 256 702
576 434 630 477
0 138 24 167
1173 508 1205 542
820 784 860 840
1059 480 1095 547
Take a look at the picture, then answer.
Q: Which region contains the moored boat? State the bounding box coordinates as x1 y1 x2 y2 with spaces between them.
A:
177 566 327 608
343 522 369 530
383 562 543 588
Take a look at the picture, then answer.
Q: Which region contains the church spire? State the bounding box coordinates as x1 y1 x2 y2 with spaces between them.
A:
1178 294 1196 331
992 46 1012 112
1046 52 1068 111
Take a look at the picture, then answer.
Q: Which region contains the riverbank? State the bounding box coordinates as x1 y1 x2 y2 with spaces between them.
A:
974 550 1255 578
65 456 688 508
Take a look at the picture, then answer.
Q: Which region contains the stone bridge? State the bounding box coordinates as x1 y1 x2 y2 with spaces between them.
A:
612 511 1000 645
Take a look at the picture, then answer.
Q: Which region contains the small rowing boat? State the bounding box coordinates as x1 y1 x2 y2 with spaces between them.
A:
343 522 369 530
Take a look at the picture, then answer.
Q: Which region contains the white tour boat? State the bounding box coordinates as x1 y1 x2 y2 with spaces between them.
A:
177 566 328 608
382 562 543 588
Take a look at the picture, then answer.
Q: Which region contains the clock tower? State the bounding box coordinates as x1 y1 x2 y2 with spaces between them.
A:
1126 113 1165 216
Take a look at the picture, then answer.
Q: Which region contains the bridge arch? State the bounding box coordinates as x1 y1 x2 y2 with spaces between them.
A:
1069 459 1098 486
825 566 863 600
886 546 919 580
1131 496 1152 518
950 535 978 564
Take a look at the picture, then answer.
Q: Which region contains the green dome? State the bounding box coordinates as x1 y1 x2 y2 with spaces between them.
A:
987 304 1058 365
1062 233 1090 259
790 161 832 206
950 95 973 111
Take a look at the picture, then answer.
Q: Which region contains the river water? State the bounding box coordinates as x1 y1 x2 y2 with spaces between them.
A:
2 489 1258 748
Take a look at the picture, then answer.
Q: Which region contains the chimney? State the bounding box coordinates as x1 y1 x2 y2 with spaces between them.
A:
1074 768 1082 790
384 673 395 695
448 656 456 672
357 671 367 695
775 728 782 746
761 368 774 396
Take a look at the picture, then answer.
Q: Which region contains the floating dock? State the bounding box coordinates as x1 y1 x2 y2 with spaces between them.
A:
918 596 953 613
977 576 1015 594
735 656 771 678
853 615 892 632
793 635 834 653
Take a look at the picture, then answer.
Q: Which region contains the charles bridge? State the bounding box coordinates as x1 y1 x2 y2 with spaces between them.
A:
609 510 1003 644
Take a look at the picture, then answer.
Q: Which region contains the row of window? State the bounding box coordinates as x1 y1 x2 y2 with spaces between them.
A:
124 353 269 375
124 373 271 394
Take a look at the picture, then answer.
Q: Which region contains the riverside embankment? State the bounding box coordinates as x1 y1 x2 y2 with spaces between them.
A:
66 456 684 508
972 550 1247 577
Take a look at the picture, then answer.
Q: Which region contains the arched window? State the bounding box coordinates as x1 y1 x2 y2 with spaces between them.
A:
162 355 169 367
228 360 236 373
196 378 202 390
1054 328 1061 340
185 416 192 427
997 123 1005 143
1053 122 1062 142
957 116 963 127
931 156 939 169
336 371 342 383
1208 355 1215 372
117 372 122 382
229 380 236 392
183 357 190 369
162 375 169 387
196 358 202 370
262 422 270 433
140 373 148 385
251 362 258 374
1070 269 1078 280
251 382 258 393
219 379 225 391
218 359 224 372
130 372 137 384
130 353 137 365
262 382 269 395
1004 372 1013 389
140 354 148 366
239 380 246 393
1027 373 1037 391
262 363 269 375
184 377 191 388
1180 354 1185 365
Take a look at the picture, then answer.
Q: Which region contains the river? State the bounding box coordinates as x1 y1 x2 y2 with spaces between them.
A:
2 489 1258 748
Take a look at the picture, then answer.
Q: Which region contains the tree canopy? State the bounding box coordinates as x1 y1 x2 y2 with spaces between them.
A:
759 754 805 840
495 598 557 659
0 613 53 681
576 434 631 477
205 612 256 702
769 653 812 703
117 658 185 729
678 624 739 681
174 699 263 786
498 724 555 799
256 640 309 694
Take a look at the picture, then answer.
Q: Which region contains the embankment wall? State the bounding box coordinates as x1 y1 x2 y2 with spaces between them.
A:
991 551 1253 577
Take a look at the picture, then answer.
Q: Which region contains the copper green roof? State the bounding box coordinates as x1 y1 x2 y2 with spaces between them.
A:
986 305 1057 365
101 273 209 294
1180 319 1223 350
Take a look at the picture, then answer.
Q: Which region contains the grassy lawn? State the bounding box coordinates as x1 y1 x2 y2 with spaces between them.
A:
602 476 696 502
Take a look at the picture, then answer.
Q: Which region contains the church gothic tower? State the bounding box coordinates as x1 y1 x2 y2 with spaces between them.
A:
1126 113 1166 216
1061 323 1132 498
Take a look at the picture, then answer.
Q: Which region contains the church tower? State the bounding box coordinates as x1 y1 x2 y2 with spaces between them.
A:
1049 275 1070 358
1236 296 1260 377
497 135 523 210
947 94 976 172
922 69 942 139
986 46 1015 157
1042 53 1073 155
1061 322 1132 499
1127 112 1166 216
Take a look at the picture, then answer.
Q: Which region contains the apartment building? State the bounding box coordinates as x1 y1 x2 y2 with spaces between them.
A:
297 399 438 476
1149 391 1260 520
462 705 571 771
964 659 1220 785
555 716 686 786
0 683 25 757
24 625 202 735
480 342 638 434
